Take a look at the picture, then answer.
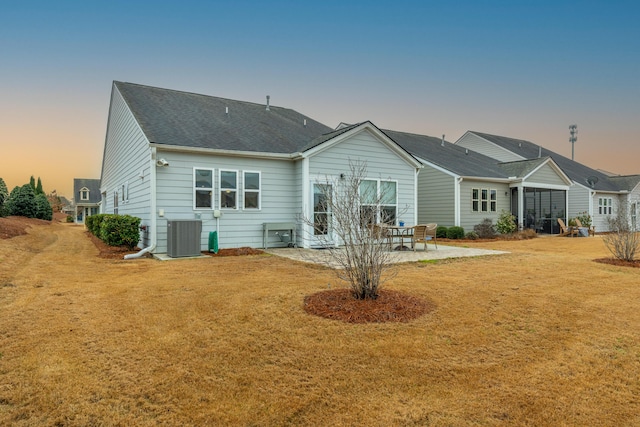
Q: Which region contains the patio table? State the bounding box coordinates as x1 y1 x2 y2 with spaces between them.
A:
385 225 415 251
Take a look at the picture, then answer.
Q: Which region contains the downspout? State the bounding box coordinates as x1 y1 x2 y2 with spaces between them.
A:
301 157 310 248
124 147 157 259
454 177 462 226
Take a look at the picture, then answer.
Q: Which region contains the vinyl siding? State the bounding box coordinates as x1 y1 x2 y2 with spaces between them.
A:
417 165 456 226
308 129 417 225
100 86 152 247
591 192 620 233
527 163 567 186
459 180 511 233
154 151 298 251
456 133 523 162
567 185 590 219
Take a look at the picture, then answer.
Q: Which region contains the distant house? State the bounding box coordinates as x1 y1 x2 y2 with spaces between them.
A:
388 131 571 233
99 82 422 255
73 178 101 224
455 131 640 232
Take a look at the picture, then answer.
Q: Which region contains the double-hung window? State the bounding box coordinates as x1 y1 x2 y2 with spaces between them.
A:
243 171 261 209
80 187 89 201
598 197 612 215
359 179 397 225
194 168 214 209
220 170 238 209
472 188 496 212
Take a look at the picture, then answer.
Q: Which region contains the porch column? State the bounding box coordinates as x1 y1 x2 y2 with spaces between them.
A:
518 185 525 231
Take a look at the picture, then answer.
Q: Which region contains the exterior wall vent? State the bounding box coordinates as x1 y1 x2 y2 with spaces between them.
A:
167 220 203 257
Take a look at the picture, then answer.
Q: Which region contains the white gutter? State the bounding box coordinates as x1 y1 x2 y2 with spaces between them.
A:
125 147 157 259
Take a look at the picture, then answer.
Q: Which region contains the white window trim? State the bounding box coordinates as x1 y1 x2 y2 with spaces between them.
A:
242 170 261 210
598 197 613 215
80 187 89 201
219 169 239 210
472 188 496 212
360 178 398 224
193 167 215 210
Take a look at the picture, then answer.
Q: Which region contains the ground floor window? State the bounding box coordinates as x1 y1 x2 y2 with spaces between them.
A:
472 188 496 212
598 197 612 215
359 179 397 226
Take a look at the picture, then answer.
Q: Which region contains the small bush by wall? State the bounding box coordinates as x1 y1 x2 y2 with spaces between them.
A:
446 226 465 239
473 218 496 238
99 215 141 249
85 214 107 237
436 226 448 238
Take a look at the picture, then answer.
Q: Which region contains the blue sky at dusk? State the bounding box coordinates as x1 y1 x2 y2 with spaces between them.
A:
1 0 638 197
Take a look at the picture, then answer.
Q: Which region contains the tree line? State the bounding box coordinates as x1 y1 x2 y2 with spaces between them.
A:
0 176 55 220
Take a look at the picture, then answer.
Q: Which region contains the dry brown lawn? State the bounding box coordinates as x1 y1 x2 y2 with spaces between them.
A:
1 220 639 426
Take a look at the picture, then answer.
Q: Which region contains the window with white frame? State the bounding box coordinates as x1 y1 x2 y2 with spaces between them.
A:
220 170 238 209
194 168 214 209
121 182 129 203
113 190 119 214
359 179 397 225
243 171 260 209
598 197 612 215
80 187 89 201
472 188 496 212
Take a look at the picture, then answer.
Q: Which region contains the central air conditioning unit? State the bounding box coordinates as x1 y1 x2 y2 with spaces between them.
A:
167 220 203 257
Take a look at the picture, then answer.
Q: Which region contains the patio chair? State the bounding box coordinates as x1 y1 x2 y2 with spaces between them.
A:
574 219 595 236
412 223 438 251
371 223 392 250
557 218 579 237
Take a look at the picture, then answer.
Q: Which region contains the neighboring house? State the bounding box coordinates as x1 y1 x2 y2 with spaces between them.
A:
73 178 101 224
455 131 640 232
387 130 571 233
100 82 422 254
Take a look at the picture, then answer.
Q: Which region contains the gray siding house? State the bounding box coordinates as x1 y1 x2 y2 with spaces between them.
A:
100 82 421 255
387 131 571 233
73 178 101 224
456 131 640 232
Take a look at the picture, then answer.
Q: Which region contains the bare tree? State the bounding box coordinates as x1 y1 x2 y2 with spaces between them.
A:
603 200 640 261
301 160 404 300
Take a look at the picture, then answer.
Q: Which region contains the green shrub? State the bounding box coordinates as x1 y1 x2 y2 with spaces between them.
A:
66 215 74 223
436 226 448 238
34 194 52 220
465 231 479 240
86 214 107 236
473 218 496 238
496 210 517 234
446 226 465 239
575 211 592 228
6 184 37 218
99 214 141 249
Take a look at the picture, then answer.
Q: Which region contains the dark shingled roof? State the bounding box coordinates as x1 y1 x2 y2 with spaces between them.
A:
468 131 621 191
73 178 101 204
383 129 509 178
497 157 551 179
114 81 333 154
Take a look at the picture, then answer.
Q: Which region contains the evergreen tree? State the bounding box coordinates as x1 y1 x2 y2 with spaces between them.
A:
36 177 44 195
29 176 36 190
0 177 8 216
35 193 53 220
6 184 37 218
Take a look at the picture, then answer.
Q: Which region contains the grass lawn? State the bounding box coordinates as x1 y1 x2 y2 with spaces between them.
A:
1 220 639 426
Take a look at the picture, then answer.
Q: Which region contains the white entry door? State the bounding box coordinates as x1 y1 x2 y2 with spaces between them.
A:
311 183 333 247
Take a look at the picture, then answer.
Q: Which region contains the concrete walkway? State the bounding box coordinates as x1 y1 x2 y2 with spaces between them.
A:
265 243 507 268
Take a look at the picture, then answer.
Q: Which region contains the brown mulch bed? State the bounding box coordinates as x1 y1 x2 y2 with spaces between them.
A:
86 231 144 259
204 247 264 257
304 288 435 324
594 258 640 268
